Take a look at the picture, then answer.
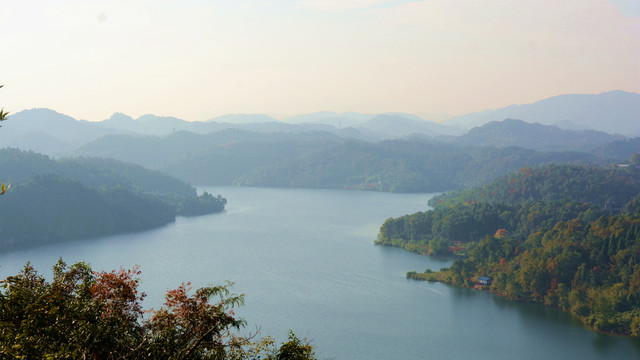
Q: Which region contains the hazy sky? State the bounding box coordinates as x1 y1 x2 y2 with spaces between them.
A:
1 0 639 122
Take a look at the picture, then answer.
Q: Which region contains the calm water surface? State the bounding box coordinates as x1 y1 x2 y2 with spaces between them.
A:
1 187 638 360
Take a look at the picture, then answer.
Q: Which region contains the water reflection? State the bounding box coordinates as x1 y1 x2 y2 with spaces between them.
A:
445 280 640 358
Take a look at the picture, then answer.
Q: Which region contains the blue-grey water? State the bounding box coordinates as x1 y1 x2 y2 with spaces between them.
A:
1 187 638 359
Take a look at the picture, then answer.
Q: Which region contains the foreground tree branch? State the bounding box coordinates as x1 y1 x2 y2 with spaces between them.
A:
0 260 317 359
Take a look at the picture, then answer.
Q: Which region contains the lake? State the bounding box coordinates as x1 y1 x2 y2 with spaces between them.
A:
1 186 638 359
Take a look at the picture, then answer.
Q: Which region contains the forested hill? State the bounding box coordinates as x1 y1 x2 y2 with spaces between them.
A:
376 163 640 336
72 124 639 193
429 161 640 208
378 163 640 255
450 119 622 151
0 175 175 251
0 148 195 198
590 137 640 159
235 140 603 192
75 129 344 186
0 149 227 252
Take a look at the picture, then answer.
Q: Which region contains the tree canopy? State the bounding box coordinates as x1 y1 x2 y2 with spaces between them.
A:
383 163 640 336
0 260 316 359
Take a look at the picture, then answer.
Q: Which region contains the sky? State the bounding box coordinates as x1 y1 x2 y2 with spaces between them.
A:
1 0 639 122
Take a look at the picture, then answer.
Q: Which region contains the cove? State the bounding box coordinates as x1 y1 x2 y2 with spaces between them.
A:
0 186 638 360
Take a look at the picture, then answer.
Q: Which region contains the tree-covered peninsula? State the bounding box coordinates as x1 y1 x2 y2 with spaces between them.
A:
377 162 640 336
0 149 227 252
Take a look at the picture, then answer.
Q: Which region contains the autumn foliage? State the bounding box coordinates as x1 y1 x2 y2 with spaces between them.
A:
392 163 640 337
0 260 316 359
91 266 146 322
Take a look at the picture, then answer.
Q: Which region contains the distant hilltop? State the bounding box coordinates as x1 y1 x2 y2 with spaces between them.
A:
444 90 640 136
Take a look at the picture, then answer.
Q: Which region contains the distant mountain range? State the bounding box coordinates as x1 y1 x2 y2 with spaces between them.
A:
0 109 462 156
284 111 372 128
445 90 640 136
1 90 638 158
73 123 637 191
0 108 118 154
361 114 463 137
1 107 638 194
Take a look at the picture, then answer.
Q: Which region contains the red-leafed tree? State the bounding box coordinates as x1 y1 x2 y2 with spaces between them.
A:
0 259 316 359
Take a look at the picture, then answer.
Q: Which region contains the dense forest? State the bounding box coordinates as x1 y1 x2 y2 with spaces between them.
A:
0 149 227 252
0 148 195 197
235 140 604 192
73 125 640 193
76 129 344 185
377 162 640 336
430 160 640 208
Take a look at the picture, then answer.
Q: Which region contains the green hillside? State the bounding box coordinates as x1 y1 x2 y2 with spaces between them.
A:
236 140 603 192
0 149 226 252
377 163 640 336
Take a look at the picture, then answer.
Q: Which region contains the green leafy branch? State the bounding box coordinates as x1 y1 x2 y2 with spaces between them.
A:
1 84 9 194
0 85 7 123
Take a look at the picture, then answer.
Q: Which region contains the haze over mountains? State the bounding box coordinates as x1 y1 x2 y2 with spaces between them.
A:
445 90 640 135
449 119 624 152
1 90 639 247
3 90 638 160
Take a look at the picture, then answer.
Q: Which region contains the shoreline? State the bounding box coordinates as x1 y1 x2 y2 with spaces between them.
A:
406 270 638 339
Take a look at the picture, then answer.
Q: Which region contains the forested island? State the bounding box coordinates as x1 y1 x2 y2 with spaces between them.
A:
377 161 640 336
0 149 227 253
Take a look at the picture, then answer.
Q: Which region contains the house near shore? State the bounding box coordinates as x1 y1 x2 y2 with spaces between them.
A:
478 276 492 285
